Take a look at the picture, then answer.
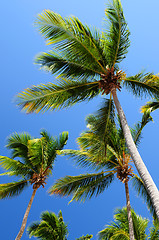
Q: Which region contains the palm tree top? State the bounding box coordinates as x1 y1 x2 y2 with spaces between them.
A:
98 207 159 240
0 130 68 199
16 0 159 113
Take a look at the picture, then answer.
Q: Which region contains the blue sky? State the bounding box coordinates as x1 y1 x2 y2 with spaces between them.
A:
1 0 159 239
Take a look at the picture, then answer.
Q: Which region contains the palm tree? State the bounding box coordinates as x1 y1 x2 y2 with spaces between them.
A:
27 210 68 240
49 100 152 240
98 207 159 240
28 210 92 240
0 130 68 240
16 0 159 217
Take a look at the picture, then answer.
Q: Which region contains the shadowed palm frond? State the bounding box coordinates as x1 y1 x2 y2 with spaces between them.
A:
131 175 157 220
76 234 93 240
124 72 159 98
49 172 115 201
0 156 34 177
6 132 31 159
35 11 108 75
104 0 130 67
131 112 153 147
16 78 99 113
0 180 29 199
141 98 159 114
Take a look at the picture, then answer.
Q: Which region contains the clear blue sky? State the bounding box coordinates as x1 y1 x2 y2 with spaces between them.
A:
1 0 159 239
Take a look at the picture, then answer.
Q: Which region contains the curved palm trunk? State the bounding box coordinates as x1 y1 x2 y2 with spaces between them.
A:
125 181 135 240
111 88 159 219
15 188 37 240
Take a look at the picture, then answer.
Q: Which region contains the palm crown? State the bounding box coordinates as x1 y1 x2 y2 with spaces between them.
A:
49 101 152 206
0 130 68 198
98 207 159 240
16 0 159 113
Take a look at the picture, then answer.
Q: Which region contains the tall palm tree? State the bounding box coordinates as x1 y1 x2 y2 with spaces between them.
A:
98 207 159 240
16 0 159 217
49 100 152 240
27 210 68 240
0 130 68 240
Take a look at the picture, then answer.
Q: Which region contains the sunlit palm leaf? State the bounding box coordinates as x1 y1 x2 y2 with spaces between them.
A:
35 11 107 74
0 180 29 199
104 0 130 66
16 78 99 113
124 72 159 98
49 172 114 201
141 98 159 114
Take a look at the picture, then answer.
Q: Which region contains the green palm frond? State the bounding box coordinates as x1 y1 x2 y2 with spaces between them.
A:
0 156 33 177
104 0 130 67
131 112 153 147
76 234 93 240
27 210 68 240
141 98 159 114
0 180 29 199
149 220 159 240
6 132 31 159
49 172 114 201
16 78 99 113
35 10 107 74
124 72 159 98
131 175 157 220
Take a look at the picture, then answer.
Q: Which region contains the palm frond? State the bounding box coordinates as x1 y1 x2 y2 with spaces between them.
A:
0 156 33 177
6 132 31 159
35 10 108 75
104 0 130 67
131 175 157 220
49 172 114 201
131 112 153 147
0 180 29 199
124 72 159 98
149 220 159 240
16 78 99 113
141 98 159 114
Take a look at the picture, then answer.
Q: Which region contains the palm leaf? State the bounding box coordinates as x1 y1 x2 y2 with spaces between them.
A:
0 180 29 199
35 11 107 74
16 78 99 113
6 132 31 159
141 98 159 114
124 72 159 98
49 172 114 201
149 220 159 240
0 156 33 177
131 112 153 147
104 0 130 67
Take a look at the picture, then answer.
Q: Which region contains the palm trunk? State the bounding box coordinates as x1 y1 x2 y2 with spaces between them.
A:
111 88 159 219
125 181 135 240
15 188 37 240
